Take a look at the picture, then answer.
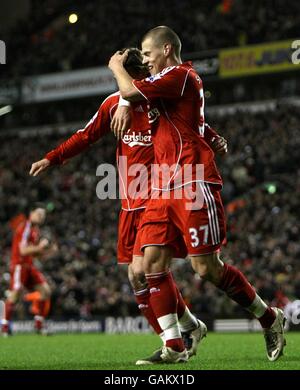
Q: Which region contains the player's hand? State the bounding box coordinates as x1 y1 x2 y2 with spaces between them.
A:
29 159 50 176
51 243 58 253
45 242 59 256
108 50 129 71
210 136 228 155
111 106 131 140
39 238 50 251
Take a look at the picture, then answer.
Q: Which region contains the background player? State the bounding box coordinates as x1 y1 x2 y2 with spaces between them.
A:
1 204 57 336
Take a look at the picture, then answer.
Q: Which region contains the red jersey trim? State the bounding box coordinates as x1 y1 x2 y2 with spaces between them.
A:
21 221 31 245
121 206 146 212
132 81 149 101
180 68 192 96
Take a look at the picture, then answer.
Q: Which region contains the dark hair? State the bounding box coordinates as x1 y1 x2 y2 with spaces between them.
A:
142 26 182 58
122 48 149 78
24 202 46 216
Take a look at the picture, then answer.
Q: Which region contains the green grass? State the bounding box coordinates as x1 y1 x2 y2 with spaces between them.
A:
0 332 299 370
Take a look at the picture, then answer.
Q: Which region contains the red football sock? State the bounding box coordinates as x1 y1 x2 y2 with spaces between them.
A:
170 273 186 318
37 299 51 318
146 271 178 318
146 271 184 352
42 299 51 317
30 300 40 315
134 288 163 335
166 338 185 352
258 307 276 328
217 263 256 307
218 264 276 327
24 291 42 302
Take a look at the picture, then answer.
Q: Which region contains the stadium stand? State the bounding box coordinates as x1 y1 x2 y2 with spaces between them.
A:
0 0 299 78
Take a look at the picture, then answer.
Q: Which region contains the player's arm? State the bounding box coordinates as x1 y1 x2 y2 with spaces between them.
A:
29 130 92 177
204 123 228 155
19 238 50 257
108 50 143 102
132 65 189 101
30 103 111 176
110 96 131 140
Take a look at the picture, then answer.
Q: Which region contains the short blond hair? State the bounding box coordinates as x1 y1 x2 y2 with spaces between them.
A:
142 26 182 57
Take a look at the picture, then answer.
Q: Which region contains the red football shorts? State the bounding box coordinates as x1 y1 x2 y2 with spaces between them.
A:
139 182 226 256
117 208 145 264
133 220 188 259
118 208 188 263
10 264 46 291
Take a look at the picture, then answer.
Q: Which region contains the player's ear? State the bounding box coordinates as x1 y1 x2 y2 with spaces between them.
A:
163 43 171 57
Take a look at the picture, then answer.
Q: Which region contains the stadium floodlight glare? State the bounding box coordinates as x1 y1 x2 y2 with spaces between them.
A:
68 13 78 24
0 105 12 116
266 183 277 194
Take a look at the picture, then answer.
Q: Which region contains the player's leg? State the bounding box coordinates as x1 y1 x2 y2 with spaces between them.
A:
142 244 188 362
121 207 195 349
1 290 22 336
128 258 165 342
118 209 165 341
169 236 198 327
118 209 166 349
168 235 207 357
24 290 43 315
168 271 207 357
137 196 209 363
129 257 206 362
119 208 185 363
130 238 188 364
1 264 23 336
31 265 51 334
188 183 285 361
32 282 51 334
129 252 206 362
131 216 201 346
191 252 285 360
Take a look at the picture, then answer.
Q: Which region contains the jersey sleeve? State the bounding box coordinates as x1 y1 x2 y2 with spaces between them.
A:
20 223 31 246
45 96 118 165
132 66 190 100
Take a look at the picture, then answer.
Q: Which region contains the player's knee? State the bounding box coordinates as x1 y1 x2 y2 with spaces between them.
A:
143 245 171 274
130 256 144 276
128 265 146 290
8 290 19 304
40 284 51 299
191 253 224 283
129 272 146 290
191 258 209 278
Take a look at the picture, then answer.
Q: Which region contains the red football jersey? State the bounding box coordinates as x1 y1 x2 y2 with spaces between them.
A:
46 92 153 210
11 220 39 267
133 62 223 190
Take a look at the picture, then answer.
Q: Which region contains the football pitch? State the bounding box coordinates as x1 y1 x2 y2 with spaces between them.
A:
0 332 299 370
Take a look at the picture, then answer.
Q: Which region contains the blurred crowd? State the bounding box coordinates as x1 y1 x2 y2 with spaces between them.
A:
1 0 299 79
0 104 299 320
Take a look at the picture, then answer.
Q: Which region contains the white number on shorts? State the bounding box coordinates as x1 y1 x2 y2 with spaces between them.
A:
189 225 209 247
189 228 199 248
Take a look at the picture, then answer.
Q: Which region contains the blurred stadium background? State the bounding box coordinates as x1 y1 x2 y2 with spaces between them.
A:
0 0 299 340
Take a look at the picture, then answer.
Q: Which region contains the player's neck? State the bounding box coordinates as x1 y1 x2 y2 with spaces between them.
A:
166 56 182 67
